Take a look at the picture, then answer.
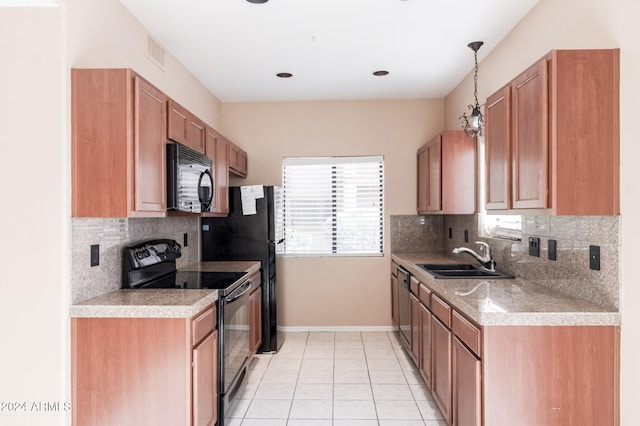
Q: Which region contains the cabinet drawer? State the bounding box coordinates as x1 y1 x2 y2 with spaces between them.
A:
410 276 420 296
431 294 451 328
192 305 216 347
418 283 431 308
452 310 481 357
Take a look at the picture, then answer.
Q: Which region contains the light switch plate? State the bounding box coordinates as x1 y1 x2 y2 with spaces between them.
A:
590 245 601 270
90 244 99 267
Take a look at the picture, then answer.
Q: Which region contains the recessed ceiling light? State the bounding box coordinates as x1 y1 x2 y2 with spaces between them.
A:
373 70 389 76
246 0 268 3
276 72 293 78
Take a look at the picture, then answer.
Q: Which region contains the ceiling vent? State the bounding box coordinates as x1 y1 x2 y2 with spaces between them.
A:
145 33 166 71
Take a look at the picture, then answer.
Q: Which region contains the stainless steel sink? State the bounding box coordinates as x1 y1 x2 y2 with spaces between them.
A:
417 263 514 279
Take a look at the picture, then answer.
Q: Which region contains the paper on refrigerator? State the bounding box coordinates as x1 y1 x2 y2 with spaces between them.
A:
240 185 264 215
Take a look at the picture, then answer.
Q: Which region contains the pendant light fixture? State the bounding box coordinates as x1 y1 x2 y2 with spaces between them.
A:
460 41 484 138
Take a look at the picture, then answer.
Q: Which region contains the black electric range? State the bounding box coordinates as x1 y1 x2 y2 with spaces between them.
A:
121 239 253 426
122 239 247 295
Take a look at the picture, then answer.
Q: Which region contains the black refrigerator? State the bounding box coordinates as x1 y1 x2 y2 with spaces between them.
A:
201 185 284 353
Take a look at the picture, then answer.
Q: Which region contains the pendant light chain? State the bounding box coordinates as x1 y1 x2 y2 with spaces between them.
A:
473 49 480 110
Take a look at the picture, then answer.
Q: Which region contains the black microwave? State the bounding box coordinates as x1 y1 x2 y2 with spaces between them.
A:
166 143 214 213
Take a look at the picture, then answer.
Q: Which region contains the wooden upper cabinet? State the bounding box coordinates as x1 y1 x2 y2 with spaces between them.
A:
551 49 620 215
426 137 442 212
484 49 620 215
511 58 549 209
417 131 476 215
485 86 511 210
72 69 167 217
135 77 168 213
204 126 230 216
229 141 248 177
168 99 206 153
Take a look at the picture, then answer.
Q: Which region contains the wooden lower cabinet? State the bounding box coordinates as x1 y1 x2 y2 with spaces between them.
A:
482 325 619 426
410 293 421 365
432 316 452 424
452 337 481 426
72 305 218 426
193 330 218 426
419 302 432 389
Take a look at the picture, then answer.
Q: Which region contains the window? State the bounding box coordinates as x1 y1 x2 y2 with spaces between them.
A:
282 156 384 256
480 214 522 241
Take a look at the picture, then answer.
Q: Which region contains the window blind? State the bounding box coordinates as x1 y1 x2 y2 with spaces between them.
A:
282 156 384 256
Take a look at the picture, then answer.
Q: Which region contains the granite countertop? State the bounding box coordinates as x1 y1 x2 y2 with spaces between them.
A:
392 252 620 326
70 261 261 319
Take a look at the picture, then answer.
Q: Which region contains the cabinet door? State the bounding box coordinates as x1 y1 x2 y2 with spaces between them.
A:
168 100 189 145
250 286 262 355
420 302 432 389
432 316 452 424
204 128 230 215
511 58 548 209
417 146 429 213
452 337 481 426
485 86 511 210
229 142 248 177
134 76 167 214
187 117 206 154
410 293 421 366
193 330 217 426
426 137 442 212
215 137 230 214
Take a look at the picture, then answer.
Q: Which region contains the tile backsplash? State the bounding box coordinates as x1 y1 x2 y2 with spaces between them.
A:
71 217 200 303
391 214 620 310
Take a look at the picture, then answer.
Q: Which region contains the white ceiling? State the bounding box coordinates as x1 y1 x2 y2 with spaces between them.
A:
118 0 540 102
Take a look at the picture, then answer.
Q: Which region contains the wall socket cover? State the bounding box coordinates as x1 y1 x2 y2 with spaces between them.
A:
548 239 557 261
529 237 540 257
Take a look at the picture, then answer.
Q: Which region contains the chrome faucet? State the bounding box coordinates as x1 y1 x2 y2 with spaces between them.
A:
452 241 496 272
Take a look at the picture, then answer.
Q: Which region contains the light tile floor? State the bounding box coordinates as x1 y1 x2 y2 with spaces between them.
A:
226 331 447 425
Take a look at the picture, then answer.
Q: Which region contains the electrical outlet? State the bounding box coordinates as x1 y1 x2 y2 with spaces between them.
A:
183 233 188 247
529 237 540 257
590 245 601 270
90 244 100 267
548 239 557 261
464 229 469 243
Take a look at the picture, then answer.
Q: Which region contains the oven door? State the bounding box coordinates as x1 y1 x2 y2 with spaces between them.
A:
219 279 251 424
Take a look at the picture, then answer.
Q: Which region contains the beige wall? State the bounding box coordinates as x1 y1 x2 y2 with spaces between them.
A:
64 0 221 127
0 0 223 424
444 0 639 424
221 100 444 327
0 7 67 426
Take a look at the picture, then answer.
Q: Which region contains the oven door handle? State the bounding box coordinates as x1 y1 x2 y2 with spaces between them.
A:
225 280 252 304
